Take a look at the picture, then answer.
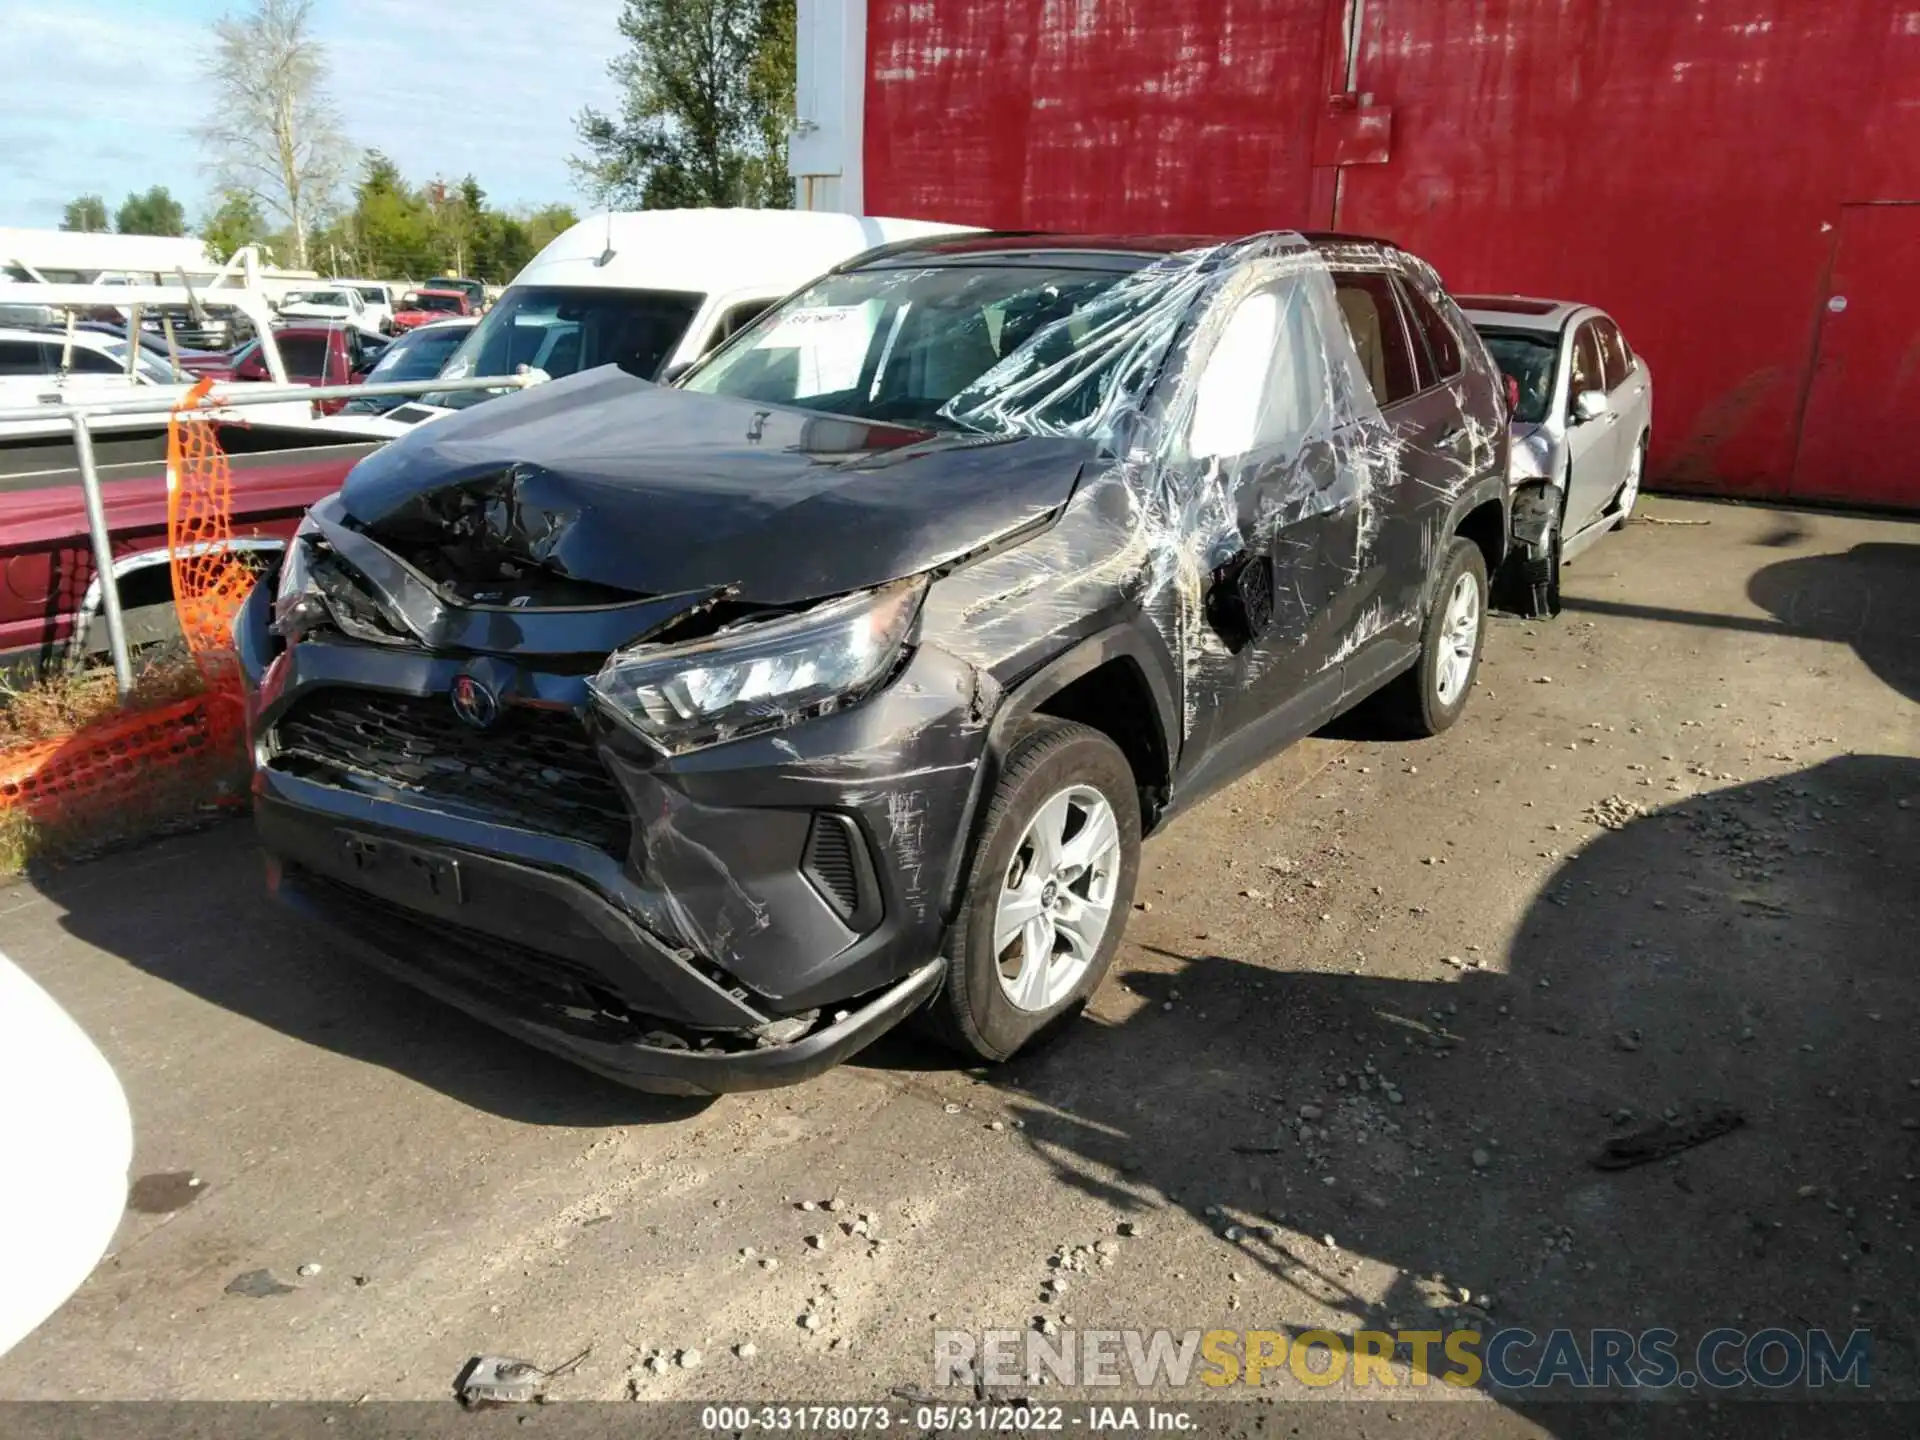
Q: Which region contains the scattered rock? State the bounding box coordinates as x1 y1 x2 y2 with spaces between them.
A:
1298 1104 1324 1122
797 1200 817 1212
678 1349 702 1370
1117 1220 1141 1238
825 1197 846 1213
1094 1240 1119 1258
805 1234 826 1249
224 1269 295 1299
1471 1149 1491 1170
735 1342 757 1360
799 1313 820 1331
297 1262 322 1278
760 1257 779 1271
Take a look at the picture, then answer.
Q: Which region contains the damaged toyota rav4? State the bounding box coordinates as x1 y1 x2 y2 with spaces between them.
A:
239 231 1509 1094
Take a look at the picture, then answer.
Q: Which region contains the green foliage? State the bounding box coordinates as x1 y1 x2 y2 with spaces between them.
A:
307 152 579 283
201 191 269 262
115 186 188 237
572 0 796 210
61 195 110 233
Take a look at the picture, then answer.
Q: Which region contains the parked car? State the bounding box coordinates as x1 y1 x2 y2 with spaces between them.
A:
185 323 382 415
239 229 1508 1095
0 325 183 401
72 319 219 366
1459 296 1653 613
337 317 477 416
330 278 398 334
390 289 473 331
423 276 487 313
277 286 382 338
365 208 971 435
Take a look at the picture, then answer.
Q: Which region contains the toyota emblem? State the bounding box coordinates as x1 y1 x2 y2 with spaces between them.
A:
450 674 500 729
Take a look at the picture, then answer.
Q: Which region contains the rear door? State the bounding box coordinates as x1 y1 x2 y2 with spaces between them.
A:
1561 319 1620 532
1326 269 1433 670
1594 316 1649 481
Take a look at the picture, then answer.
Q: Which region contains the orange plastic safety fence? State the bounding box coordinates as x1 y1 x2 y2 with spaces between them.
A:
0 692 244 825
167 377 253 689
0 380 254 835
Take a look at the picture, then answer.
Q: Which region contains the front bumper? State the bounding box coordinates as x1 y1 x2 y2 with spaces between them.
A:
237 580 994 1093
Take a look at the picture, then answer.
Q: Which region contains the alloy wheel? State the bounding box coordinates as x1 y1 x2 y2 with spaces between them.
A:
993 785 1121 1013
1433 570 1482 708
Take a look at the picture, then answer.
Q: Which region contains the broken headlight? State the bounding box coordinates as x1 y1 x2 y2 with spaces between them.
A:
588 578 926 754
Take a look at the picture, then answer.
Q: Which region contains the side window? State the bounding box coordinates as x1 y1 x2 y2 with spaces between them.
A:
1331 272 1419 407
1568 322 1605 404
1594 318 1630 391
278 335 328 380
713 299 773 347
65 347 124 375
1188 291 1280 461
0 340 47 376
1396 278 1463 383
1188 282 1333 462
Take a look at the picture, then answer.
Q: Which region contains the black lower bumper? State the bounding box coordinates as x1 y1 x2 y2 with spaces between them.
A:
270 845 945 1095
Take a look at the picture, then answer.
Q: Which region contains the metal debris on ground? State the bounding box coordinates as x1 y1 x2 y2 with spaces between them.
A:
454 1346 592 1408
1591 1107 1745 1171
1631 514 1712 526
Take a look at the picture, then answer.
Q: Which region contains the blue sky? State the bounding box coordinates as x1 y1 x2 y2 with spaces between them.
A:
1 0 623 228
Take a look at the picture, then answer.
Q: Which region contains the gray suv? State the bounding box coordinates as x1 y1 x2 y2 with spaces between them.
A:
240 230 1509 1093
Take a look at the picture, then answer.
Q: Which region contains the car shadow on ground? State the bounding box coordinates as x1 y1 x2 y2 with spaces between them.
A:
35 823 706 1127
1563 541 1920 706
983 753 1918 1424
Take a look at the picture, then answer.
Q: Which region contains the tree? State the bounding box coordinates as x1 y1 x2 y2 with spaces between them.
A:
197 0 348 269
115 186 188 237
572 0 796 210
345 151 435 277
61 195 110 233
201 191 269 262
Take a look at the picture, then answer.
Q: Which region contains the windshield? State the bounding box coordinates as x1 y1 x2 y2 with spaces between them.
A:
425 284 703 410
1478 328 1559 425
286 291 348 309
353 287 387 305
368 325 467 382
408 292 464 314
680 262 1152 433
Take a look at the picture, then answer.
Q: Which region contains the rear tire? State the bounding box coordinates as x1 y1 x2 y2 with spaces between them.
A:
1381 537 1488 738
1611 436 1646 530
923 719 1141 1063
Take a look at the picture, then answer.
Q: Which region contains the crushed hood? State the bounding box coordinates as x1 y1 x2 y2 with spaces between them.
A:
337 368 1094 606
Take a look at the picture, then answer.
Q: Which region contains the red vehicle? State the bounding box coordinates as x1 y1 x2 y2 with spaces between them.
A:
389 289 473 331
2 323 382 668
181 324 381 416
0 421 376 671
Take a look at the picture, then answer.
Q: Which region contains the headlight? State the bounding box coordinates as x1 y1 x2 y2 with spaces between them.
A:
588 577 926 754
1508 432 1552 483
272 513 328 640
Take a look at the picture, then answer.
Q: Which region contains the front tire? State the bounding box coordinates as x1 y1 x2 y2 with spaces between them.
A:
1382 537 1488 737
925 719 1141 1063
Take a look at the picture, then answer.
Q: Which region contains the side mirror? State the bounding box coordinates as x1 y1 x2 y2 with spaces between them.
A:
1572 389 1608 424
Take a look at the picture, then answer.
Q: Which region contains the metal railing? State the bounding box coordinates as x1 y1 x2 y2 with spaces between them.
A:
0 373 536 697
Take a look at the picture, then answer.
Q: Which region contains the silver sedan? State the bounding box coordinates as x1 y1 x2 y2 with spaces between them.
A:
1460 296 1653 613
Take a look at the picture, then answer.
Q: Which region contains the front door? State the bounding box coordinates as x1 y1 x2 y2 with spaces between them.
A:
1792 203 1920 508
1561 319 1621 533
1165 269 1352 785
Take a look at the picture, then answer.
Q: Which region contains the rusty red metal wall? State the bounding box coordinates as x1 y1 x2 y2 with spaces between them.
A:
864 0 1920 505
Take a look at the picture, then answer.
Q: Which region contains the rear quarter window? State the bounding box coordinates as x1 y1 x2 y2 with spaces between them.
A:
1331 272 1419 406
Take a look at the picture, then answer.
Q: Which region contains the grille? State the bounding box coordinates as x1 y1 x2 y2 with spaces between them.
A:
799 812 877 929
271 689 632 852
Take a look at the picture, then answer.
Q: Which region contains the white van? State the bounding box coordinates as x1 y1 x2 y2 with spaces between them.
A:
361 209 972 432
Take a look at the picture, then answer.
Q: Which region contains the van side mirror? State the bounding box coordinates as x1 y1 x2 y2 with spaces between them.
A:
1571 389 1608 424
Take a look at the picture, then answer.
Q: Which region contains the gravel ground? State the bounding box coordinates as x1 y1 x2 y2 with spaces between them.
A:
1 496 1915 1434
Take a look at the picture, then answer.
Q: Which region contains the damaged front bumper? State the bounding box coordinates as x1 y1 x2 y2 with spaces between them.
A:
237 566 992 1095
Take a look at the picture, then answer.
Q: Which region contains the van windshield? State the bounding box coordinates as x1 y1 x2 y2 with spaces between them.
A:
425 285 704 410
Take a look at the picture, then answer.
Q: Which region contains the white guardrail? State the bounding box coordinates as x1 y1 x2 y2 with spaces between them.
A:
0 373 535 697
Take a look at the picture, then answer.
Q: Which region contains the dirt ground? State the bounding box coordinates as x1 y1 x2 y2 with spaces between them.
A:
1 495 1915 1435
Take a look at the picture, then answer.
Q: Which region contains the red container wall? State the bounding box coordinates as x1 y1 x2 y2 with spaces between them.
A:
864 0 1920 505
